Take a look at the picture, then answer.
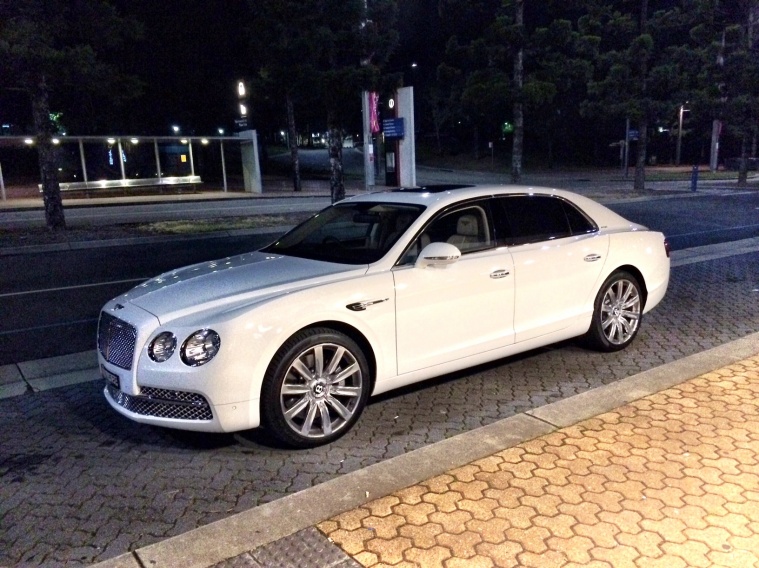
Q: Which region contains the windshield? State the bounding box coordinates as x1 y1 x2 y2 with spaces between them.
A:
262 202 425 264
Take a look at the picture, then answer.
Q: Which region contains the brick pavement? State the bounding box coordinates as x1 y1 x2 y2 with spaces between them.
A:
317 355 759 568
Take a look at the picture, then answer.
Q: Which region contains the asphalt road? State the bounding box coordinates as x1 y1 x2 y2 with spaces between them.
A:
610 191 759 250
1 191 758 366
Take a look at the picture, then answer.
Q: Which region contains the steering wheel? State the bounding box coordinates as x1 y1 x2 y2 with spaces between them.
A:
322 236 344 247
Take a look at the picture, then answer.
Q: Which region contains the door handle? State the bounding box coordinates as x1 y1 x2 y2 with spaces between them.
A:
490 269 511 279
584 254 602 262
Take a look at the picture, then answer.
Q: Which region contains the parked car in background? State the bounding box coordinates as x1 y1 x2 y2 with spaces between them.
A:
98 185 670 447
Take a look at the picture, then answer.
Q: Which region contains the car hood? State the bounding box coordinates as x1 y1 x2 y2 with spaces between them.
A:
117 251 365 323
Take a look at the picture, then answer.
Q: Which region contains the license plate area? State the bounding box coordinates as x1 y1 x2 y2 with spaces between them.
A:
101 365 121 389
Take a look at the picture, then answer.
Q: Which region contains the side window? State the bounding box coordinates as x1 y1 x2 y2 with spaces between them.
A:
399 204 492 265
493 196 594 246
562 201 597 234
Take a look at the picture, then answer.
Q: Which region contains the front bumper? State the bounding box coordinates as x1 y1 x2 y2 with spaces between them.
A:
103 378 260 433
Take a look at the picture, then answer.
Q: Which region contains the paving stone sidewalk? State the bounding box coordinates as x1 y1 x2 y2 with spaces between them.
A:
210 354 759 568
311 355 759 568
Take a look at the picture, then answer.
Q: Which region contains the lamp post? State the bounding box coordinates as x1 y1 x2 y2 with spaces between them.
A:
676 103 689 166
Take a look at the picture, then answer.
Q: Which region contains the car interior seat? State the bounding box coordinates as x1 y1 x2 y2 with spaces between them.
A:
447 214 480 250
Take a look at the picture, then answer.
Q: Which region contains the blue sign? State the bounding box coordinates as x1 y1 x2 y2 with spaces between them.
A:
627 129 639 141
383 118 405 139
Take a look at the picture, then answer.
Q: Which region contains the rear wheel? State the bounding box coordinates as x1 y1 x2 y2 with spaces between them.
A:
585 271 643 352
261 328 370 448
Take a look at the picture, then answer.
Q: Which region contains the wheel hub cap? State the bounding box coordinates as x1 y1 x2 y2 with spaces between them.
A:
312 380 327 398
601 279 641 345
280 342 364 439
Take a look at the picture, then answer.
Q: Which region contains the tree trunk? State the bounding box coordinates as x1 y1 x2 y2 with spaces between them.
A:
634 120 648 192
511 0 524 184
31 77 65 230
738 136 748 187
633 0 649 193
286 93 301 192
328 127 345 203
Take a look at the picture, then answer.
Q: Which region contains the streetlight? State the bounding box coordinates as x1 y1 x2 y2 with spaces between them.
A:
676 103 689 166
218 128 225 135
172 125 180 134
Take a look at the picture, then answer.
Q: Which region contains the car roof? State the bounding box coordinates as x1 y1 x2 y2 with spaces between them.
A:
340 184 638 231
343 184 580 208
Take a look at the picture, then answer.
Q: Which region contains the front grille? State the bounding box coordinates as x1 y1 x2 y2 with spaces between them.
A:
105 383 213 421
98 312 137 370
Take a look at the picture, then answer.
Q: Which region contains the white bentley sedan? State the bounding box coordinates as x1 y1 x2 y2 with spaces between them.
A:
98 185 670 447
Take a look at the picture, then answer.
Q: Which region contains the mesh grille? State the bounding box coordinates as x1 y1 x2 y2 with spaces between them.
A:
98 312 137 370
106 384 213 421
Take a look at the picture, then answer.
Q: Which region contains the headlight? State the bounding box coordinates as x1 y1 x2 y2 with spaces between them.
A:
181 329 221 367
148 332 176 362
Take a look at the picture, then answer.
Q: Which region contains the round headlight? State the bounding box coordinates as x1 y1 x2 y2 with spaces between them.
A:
181 329 221 367
148 332 176 362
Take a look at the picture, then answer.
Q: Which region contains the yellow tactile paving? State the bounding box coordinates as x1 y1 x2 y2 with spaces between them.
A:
318 355 759 568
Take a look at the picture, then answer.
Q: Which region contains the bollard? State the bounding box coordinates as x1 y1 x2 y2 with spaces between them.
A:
691 164 698 192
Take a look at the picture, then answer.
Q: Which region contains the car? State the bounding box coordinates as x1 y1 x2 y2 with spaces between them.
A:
98 184 670 448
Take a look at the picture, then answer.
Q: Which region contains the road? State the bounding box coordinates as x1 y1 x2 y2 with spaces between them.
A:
1 191 758 366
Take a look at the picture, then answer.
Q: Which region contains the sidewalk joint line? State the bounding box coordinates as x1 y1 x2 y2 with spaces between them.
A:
523 411 560 429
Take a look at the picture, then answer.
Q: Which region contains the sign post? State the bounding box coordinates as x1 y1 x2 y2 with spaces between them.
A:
397 87 416 187
362 91 377 190
0 161 5 201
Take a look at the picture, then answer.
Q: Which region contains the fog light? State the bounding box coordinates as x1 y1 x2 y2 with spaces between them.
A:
148 332 176 362
181 329 221 367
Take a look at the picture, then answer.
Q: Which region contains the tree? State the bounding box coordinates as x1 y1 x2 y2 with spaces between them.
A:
510 0 525 183
584 1 689 191
434 1 507 159
0 0 142 229
248 0 397 201
688 0 759 185
434 1 595 174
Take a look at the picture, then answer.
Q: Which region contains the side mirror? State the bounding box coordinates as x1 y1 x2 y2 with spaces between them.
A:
416 242 461 268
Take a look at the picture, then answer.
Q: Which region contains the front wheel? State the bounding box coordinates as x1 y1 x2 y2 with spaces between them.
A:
585 271 643 352
261 328 370 448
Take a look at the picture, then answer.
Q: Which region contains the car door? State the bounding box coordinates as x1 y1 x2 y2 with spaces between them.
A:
393 202 515 375
492 195 609 343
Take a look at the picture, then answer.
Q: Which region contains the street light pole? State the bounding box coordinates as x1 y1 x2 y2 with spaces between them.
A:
676 104 688 166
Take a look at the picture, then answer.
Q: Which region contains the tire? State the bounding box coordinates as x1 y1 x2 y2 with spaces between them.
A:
261 327 370 448
585 271 643 352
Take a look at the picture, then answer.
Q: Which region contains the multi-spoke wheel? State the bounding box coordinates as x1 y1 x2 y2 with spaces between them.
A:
585 271 643 352
261 328 370 448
